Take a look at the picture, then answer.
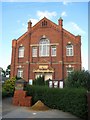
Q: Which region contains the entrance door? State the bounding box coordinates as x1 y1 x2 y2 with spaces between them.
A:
35 73 52 81
45 73 52 81
35 73 43 79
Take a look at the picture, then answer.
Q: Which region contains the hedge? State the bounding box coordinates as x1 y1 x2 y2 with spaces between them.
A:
25 85 88 119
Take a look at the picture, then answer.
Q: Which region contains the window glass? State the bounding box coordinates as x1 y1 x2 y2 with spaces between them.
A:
66 44 73 56
18 46 24 58
67 67 73 76
17 69 23 78
32 47 37 57
39 38 50 57
51 46 56 56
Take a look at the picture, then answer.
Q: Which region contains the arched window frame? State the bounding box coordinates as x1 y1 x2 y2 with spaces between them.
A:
66 67 74 76
39 38 50 57
17 68 23 78
18 46 25 58
66 44 74 56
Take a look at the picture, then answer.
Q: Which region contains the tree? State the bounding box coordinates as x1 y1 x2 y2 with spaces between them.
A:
2 69 6 77
33 75 45 86
65 70 90 91
6 65 11 77
2 77 16 96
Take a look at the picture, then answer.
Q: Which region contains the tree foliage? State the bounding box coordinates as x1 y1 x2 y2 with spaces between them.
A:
6 65 11 77
65 70 90 91
2 77 16 97
33 76 45 86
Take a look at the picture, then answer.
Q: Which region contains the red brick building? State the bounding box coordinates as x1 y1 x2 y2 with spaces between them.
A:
10 17 81 82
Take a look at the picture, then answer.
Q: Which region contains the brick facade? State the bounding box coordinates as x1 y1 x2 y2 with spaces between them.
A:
10 17 81 82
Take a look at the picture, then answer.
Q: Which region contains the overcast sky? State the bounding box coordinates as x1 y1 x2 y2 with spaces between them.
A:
0 1 88 70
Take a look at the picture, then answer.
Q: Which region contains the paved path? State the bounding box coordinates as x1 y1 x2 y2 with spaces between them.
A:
2 97 82 119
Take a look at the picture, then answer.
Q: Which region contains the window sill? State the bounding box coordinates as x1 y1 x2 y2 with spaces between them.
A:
51 55 56 57
18 57 24 58
66 55 74 57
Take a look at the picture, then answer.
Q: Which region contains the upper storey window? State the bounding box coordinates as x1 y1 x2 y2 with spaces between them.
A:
39 38 50 57
18 46 24 58
66 44 74 56
51 46 56 56
32 47 37 57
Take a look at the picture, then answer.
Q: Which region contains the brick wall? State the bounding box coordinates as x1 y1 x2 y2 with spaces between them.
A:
10 17 81 82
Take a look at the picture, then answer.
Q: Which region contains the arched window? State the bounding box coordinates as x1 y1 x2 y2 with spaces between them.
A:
66 44 74 56
17 69 23 78
18 46 24 58
39 38 50 57
67 67 73 76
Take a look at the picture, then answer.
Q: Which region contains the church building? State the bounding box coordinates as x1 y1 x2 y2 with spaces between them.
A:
10 17 81 82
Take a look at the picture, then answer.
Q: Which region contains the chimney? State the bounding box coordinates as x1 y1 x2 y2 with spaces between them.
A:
28 20 32 31
58 17 63 30
12 39 17 47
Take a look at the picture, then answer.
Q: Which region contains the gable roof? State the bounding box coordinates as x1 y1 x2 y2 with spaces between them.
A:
32 17 60 32
16 17 77 43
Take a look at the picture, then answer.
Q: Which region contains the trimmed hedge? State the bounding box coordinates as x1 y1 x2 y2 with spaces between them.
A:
25 85 88 119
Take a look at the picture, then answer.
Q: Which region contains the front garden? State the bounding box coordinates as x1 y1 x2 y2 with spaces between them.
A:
2 70 90 119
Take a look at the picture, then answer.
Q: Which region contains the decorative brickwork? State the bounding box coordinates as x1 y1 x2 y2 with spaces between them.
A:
13 90 32 107
10 17 81 82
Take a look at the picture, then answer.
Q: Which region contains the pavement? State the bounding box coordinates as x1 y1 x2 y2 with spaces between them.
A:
2 97 82 119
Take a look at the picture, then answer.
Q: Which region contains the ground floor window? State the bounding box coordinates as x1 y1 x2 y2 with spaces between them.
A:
17 69 23 78
67 67 74 76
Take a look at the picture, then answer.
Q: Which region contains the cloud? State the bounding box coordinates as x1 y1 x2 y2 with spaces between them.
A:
37 10 57 20
62 0 71 5
61 11 67 17
29 18 38 26
62 1 68 5
15 10 57 35
64 22 86 35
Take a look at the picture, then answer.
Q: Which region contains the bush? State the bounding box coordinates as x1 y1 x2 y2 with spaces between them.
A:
25 85 87 119
2 87 8 98
65 70 90 91
2 77 16 98
33 76 45 86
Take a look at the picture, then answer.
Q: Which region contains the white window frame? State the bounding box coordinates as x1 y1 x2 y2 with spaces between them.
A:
32 47 37 57
67 67 74 76
66 44 74 56
17 69 23 78
18 46 24 58
51 46 56 56
39 38 50 57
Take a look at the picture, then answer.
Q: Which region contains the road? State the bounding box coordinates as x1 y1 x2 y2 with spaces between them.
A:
2 97 82 119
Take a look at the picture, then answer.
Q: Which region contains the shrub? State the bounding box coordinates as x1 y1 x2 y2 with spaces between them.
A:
33 76 45 86
2 87 8 98
25 85 87 119
65 70 90 91
2 77 16 98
